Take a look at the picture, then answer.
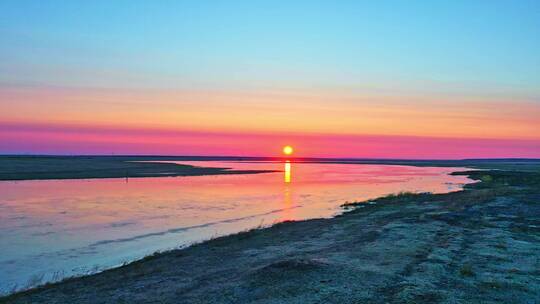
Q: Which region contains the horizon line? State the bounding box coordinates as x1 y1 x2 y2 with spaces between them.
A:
1 154 539 162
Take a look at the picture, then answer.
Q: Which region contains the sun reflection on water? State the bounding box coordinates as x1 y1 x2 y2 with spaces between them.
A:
282 160 294 221
284 160 291 183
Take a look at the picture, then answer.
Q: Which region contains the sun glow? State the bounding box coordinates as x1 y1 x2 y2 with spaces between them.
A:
283 145 294 155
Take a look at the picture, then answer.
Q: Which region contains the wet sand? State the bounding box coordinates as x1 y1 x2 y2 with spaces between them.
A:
2 162 539 304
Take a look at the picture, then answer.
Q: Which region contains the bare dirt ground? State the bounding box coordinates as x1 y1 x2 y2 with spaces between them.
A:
1 165 539 304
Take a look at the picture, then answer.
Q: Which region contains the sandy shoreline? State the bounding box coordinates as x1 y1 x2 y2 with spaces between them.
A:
2 164 539 303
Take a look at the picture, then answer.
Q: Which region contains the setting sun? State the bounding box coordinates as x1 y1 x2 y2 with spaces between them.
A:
283 145 294 155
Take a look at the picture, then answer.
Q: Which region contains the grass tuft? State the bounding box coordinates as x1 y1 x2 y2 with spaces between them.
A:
459 264 475 277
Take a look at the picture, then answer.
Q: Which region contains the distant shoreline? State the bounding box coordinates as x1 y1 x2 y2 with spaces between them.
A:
1 155 539 181
2 154 539 162
0 155 276 181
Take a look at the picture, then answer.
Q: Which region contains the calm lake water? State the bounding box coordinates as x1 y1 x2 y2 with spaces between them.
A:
0 161 474 293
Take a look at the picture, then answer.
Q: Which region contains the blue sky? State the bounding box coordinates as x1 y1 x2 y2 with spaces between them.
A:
1 0 539 98
1 1 539 158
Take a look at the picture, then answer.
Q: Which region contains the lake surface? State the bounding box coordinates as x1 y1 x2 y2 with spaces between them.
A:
0 161 474 293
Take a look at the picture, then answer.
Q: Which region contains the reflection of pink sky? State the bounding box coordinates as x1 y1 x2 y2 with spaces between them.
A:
0 162 474 290
1 163 474 237
1 122 539 159
1 162 474 233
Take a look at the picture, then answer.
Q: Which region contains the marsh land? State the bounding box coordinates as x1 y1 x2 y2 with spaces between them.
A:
0 156 276 180
1 157 539 303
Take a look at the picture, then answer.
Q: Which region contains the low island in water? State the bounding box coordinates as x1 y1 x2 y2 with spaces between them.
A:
0 156 539 304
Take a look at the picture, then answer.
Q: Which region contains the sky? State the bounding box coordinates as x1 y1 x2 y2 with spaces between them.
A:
1 0 539 158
